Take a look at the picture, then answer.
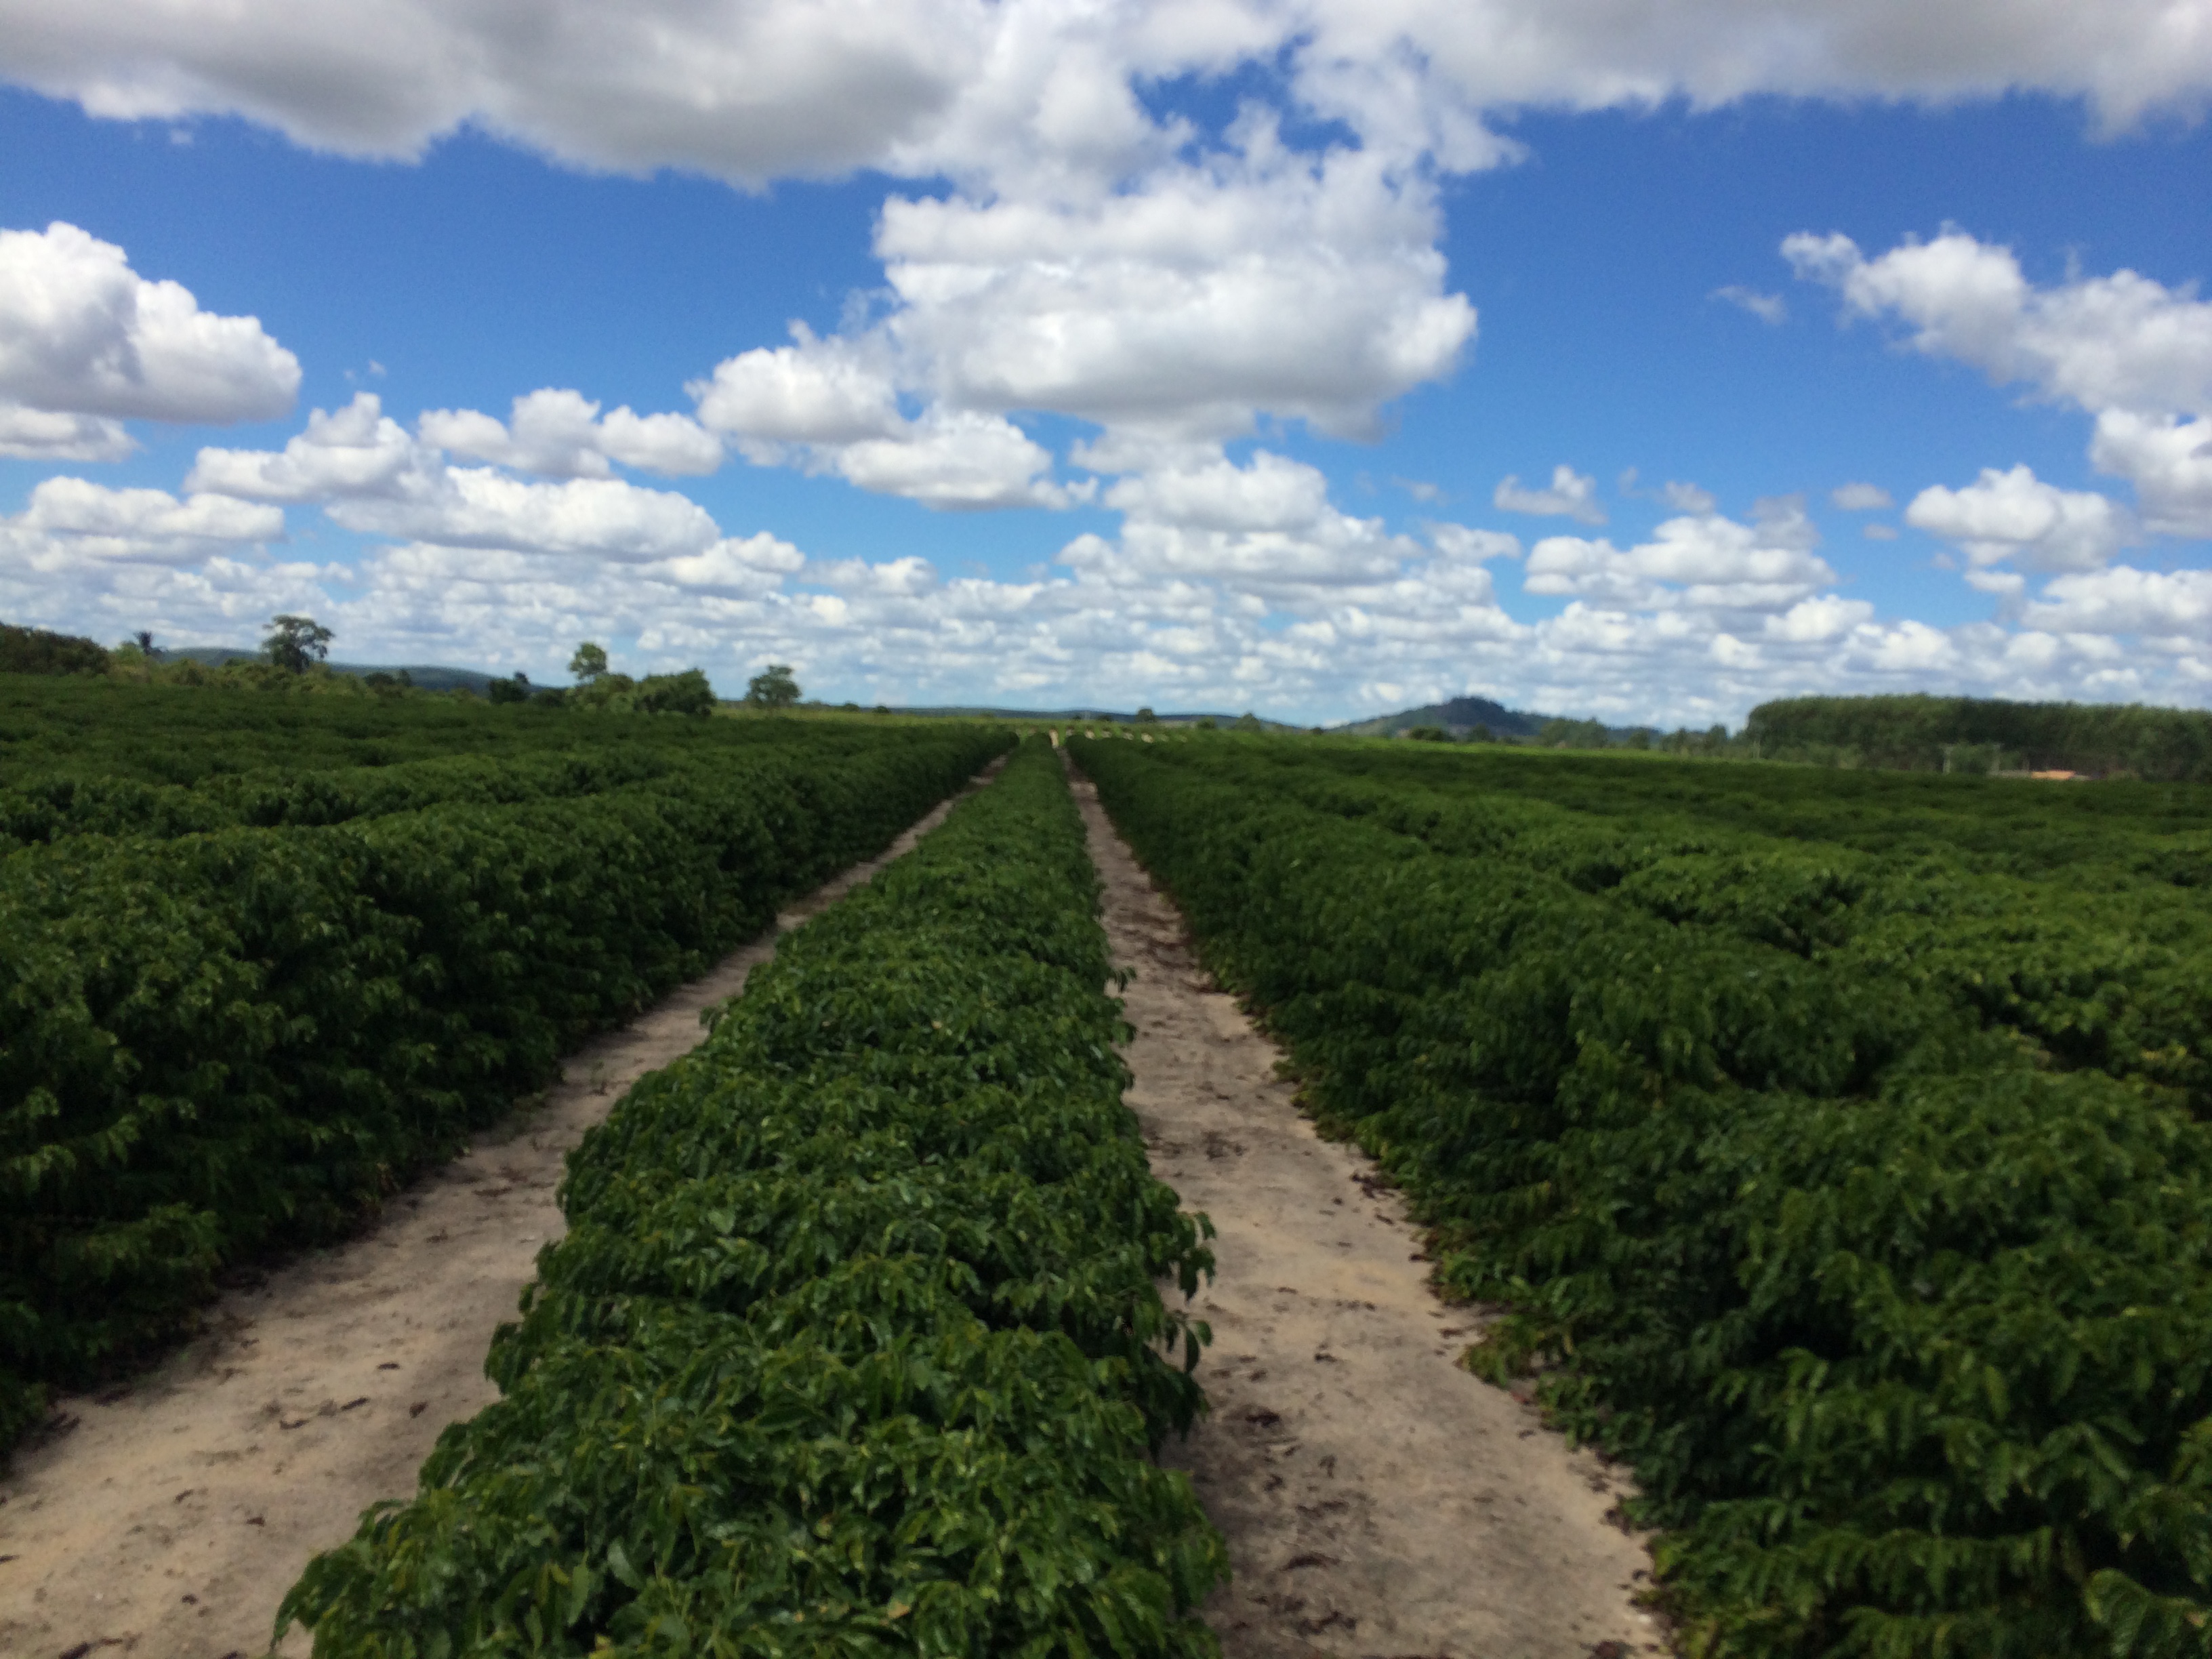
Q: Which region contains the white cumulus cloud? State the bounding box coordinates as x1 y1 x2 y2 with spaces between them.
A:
691 325 905 456
1495 464 1605 525
2022 565 2212 638
1787 229 2212 417
7 0 2211 190
832 410 1080 510
419 388 722 478
190 392 437 503
1525 497 1832 612
1904 464 2135 572
190 390 726 560
1 474 282 567
878 136 1476 445
0 220 299 458
0 405 134 462
1791 228 2212 552
2089 410 2212 537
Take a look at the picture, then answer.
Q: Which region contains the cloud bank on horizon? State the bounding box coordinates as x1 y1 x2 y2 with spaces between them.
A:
1 0 2210 724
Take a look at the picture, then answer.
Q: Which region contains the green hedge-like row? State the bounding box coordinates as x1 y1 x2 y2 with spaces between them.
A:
0 726 1008 1456
1199 742 2212 1113
276 739 1225 1659
0 746 683 848
1073 735 2212 1659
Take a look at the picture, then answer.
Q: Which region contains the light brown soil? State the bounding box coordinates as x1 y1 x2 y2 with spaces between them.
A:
1073 774 1667 1659
0 774 994 1659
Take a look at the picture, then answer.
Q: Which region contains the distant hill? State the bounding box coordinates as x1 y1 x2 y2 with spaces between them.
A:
1332 694 1572 739
158 647 502 695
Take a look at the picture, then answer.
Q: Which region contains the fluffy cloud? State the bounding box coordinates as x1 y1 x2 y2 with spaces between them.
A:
191 390 726 559
190 392 434 502
1076 449 1416 590
0 0 994 185
13 438 2211 728
418 388 722 478
831 411 1080 510
2022 565 2212 638
691 326 905 456
2089 411 2212 537
0 221 298 457
1787 229 2212 417
327 470 724 562
1290 0 2212 154
691 329 1075 508
876 136 1477 445
8 1 2208 185
1103 449 1334 534
1904 464 2135 571
1765 594 1875 641
0 405 134 462
1427 523 1521 562
1 475 282 566
1495 464 1605 524
1525 499 1833 612
1791 227 2212 557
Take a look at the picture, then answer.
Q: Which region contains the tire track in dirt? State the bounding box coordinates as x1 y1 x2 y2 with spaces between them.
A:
0 764 1000 1659
1073 770 1666 1659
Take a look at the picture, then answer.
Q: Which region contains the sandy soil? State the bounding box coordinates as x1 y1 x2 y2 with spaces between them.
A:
1072 774 1666 1659
0 772 994 1659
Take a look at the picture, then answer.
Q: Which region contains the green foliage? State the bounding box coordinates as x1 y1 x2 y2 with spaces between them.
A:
1070 733 2212 1658
1536 716 1614 749
1748 695 2212 781
486 674 531 705
0 690 1010 1452
569 642 609 682
746 663 802 710
276 741 1225 1658
634 668 715 716
0 621 110 676
266 614 337 674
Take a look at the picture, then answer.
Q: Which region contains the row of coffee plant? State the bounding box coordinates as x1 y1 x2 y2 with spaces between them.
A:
0 676 935 847
0 712 1008 1454
1073 734 2212 1659
276 739 1226 1658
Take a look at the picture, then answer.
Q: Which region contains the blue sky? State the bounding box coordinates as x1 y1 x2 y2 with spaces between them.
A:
2 2 2210 725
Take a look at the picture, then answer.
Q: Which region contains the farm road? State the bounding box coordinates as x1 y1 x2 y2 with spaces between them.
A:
0 762 1000 1659
1073 772 1664 1659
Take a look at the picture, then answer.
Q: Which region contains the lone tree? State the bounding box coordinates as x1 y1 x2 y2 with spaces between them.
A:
133 630 155 657
264 615 333 674
744 663 800 710
569 641 609 682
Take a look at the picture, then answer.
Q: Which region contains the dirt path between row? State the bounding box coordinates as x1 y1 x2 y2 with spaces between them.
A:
0 770 998 1659
1073 773 1666 1659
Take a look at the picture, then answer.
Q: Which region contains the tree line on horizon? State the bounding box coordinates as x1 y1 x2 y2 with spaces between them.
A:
0 618 799 719
5 617 2210 775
